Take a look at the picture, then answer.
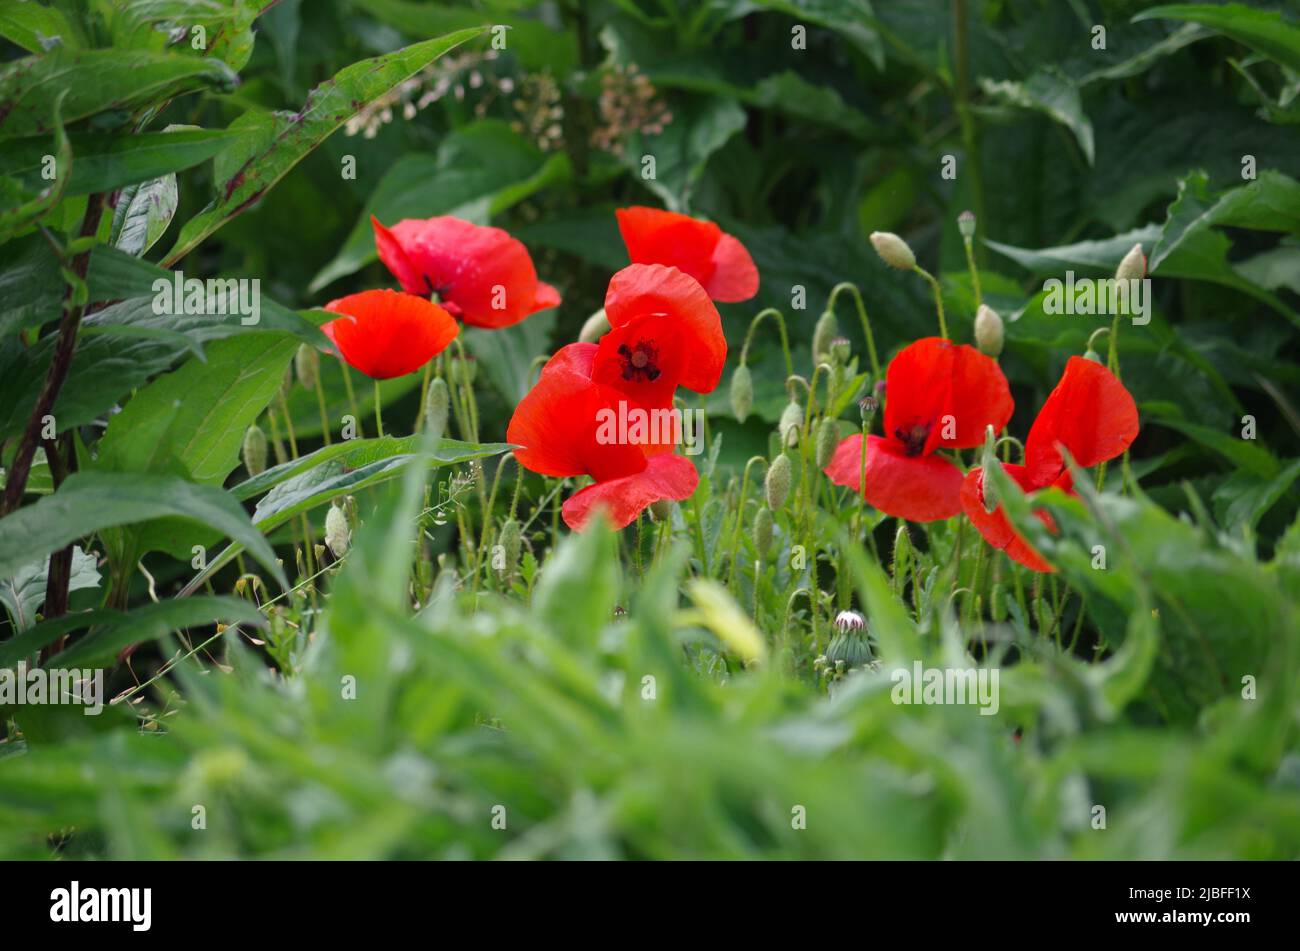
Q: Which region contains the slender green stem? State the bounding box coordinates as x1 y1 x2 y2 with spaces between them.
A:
373 379 384 438
741 307 794 378
827 282 881 380
914 266 948 340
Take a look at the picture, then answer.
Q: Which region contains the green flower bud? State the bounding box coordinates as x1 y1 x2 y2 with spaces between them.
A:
829 336 851 366
242 423 268 476
957 210 976 240
448 355 477 385
325 503 351 558
826 610 872 668
765 453 793 511
754 506 774 557
424 377 450 440
1083 349 1103 363
869 231 916 270
498 518 522 575
1115 243 1146 282
579 308 611 344
778 400 803 447
648 498 673 522
294 344 320 391
730 364 753 423
974 303 1004 358
812 310 838 363
815 417 838 469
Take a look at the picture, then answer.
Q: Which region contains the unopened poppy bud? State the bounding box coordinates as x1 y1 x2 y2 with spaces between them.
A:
1115 243 1146 282
579 308 610 343
424 377 450 439
242 424 268 475
829 336 851 365
730 364 753 422
754 506 774 557
765 453 793 511
1083 349 1102 363
812 310 838 362
870 231 916 270
498 518 521 574
448 355 477 385
648 498 673 522
778 400 803 447
325 503 351 558
815 417 838 468
974 304 1004 357
294 344 320 391
957 210 976 240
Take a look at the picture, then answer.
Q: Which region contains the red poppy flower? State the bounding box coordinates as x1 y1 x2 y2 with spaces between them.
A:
591 263 727 411
961 356 1139 572
371 215 560 329
823 337 1013 521
508 343 698 530
616 206 758 303
322 289 459 380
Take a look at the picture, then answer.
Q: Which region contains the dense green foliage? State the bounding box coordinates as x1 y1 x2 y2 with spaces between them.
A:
1 0 1298 859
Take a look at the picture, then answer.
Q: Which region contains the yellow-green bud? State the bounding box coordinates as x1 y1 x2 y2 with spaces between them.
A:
815 417 838 468
424 377 450 440
294 344 320 391
765 453 793 510
325 503 350 558
870 231 916 270
730 364 753 423
812 310 838 363
778 400 803 447
974 303 1004 358
1115 243 1146 282
242 423 268 476
579 308 610 343
754 506 774 557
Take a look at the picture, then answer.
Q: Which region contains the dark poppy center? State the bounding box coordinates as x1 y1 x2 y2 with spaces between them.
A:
895 423 930 457
618 339 661 382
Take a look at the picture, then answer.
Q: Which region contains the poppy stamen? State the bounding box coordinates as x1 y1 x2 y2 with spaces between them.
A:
895 423 931 457
618 339 661 383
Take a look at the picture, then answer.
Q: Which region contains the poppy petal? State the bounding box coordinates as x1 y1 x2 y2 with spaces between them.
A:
1024 356 1139 485
707 232 759 302
823 433 964 522
604 263 726 394
959 466 1055 572
371 215 425 295
562 453 699 531
322 289 458 380
883 338 1013 456
616 206 758 303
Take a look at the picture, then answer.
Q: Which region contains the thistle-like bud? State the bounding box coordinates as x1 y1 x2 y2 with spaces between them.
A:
754 506 774 557
579 308 610 343
765 453 792 511
869 231 917 270
325 503 351 558
1115 243 1146 282
834 609 865 633
815 417 838 468
730 364 753 423
778 400 803 447
957 210 976 240
424 377 450 440
648 498 673 522
242 424 268 476
974 303 1004 358
294 344 320 391
498 518 521 575
826 610 872 668
812 309 838 363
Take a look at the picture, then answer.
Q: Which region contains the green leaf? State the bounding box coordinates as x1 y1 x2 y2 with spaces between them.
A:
1212 459 1300 533
0 49 238 139
309 120 570 292
0 547 99 633
0 3 79 54
979 68 1094 165
1135 3 1300 73
0 471 287 589
0 127 245 197
109 174 177 256
0 88 69 243
985 225 1163 276
161 26 487 266
621 96 746 213
534 519 619 652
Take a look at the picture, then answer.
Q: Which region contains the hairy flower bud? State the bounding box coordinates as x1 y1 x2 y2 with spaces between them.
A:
815 417 838 468
826 610 872 668
765 453 793 511
829 336 851 366
325 503 351 558
294 343 320 391
498 518 521 575
870 231 916 270
242 423 268 476
778 400 803 447
448 355 477 385
974 303 1004 357
730 364 753 423
424 377 450 440
1115 243 1146 282
957 210 976 240
579 308 611 343
812 309 838 363
754 505 774 557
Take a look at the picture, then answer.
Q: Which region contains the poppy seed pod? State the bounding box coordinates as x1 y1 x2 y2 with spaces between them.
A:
242 424 268 476
424 377 450 439
325 503 351 558
754 505 774 557
730 363 753 422
815 417 839 468
778 399 803 447
869 231 916 271
294 343 320 391
957 210 976 240
1115 243 1146 282
859 395 878 423
579 308 611 343
812 309 838 363
975 304 1004 358
765 453 793 511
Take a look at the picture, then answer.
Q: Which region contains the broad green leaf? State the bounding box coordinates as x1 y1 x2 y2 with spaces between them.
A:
0 127 245 197
162 27 487 266
980 68 1094 165
109 174 177 256
0 471 287 589
0 88 68 243
1146 412 1278 477
1135 3 1300 73
1212 459 1300 533
52 596 265 669
309 120 571 292
0 3 79 54
746 0 884 68
0 547 99 633
621 96 746 213
985 225 1163 276
105 0 263 72
0 49 237 139
534 520 619 652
